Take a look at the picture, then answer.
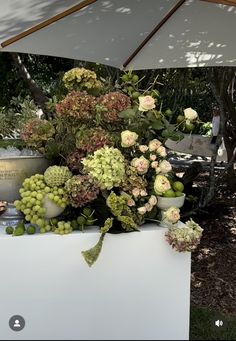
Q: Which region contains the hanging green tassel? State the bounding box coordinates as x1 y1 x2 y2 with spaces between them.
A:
82 233 106 267
81 218 114 267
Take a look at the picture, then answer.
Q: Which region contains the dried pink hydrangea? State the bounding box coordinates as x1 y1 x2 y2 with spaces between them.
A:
98 92 131 123
56 91 97 122
76 127 113 153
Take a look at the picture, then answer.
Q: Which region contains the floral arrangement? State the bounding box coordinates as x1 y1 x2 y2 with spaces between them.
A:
8 68 203 266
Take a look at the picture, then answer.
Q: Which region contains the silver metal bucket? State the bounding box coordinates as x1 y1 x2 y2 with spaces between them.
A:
0 156 49 226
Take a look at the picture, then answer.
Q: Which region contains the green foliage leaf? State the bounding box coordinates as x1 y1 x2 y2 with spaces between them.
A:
118 109 136 119
151 120 165 130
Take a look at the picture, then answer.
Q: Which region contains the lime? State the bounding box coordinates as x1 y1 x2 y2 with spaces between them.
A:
5 226 14 235
185 122 194 132
27 225 36 235
163 189 176 198
175 191 184 197
121 74 129 82
132 91 141 99
176 115 185 123
173 181 184 192
165 109 172 116
132 75 139 83
127 86 134 93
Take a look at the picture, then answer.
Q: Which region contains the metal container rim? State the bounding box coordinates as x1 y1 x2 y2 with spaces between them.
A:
0 155 45 160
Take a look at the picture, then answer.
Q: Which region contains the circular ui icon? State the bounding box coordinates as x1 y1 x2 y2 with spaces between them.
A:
9 315 25 332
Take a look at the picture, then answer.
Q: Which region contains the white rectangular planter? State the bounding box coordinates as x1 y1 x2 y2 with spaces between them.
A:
0 224 191 340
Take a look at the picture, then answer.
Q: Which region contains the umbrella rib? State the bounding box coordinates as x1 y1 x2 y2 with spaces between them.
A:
201 0 236 5
122 0 186 69
1 0 98 48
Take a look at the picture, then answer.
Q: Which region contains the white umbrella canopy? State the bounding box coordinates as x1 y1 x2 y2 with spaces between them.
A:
0 0 236 70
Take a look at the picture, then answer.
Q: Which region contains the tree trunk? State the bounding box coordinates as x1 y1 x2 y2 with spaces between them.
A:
10 53 51 119
208 67 236 190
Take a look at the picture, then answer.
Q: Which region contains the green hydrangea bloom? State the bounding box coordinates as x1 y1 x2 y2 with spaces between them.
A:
82 146 125 190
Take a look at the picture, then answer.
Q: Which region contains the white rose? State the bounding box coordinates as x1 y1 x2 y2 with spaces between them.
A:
156 146 167 157
138 206 147 215
184 107 198 121
159 160 172 173
138 96 156 111
121 130 139 148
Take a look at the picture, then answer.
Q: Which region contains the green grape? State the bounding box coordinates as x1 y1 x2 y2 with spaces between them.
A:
45 225 51 232
48 193 54 200
45 187 51 193
58 188 64 195
25 215 31 222
36 193 43 201
40 228 46 233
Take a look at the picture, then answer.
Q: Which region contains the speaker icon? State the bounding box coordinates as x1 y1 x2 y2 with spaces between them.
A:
215 320 223 327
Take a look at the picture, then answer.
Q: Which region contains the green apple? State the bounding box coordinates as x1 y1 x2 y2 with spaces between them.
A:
163 189 176 198
173 181 184 192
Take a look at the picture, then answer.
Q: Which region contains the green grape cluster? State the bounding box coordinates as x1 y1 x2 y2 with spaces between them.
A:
54 221 73 235
14 174 68 229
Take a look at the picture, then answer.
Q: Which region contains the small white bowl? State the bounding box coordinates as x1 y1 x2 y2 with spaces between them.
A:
43 195 65 219
157 193 186 210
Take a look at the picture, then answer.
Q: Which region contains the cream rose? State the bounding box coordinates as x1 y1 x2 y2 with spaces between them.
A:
138 95 156 111
139 145 149 153
140 189 148 197
148 139 162 152
159 160 172 173
154 175 171 194
184 107 198 121
156 146 167 157
151 161 159 169
138 206 147 215
145 203 153 212
131 156 150 175
149 195 157 206
164 207 180 224
121 130 138 148
150 154 157 161
127 198 135 207
132 188 140 197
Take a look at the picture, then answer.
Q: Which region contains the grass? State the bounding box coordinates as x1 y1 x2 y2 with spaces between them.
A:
190 307 236 340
